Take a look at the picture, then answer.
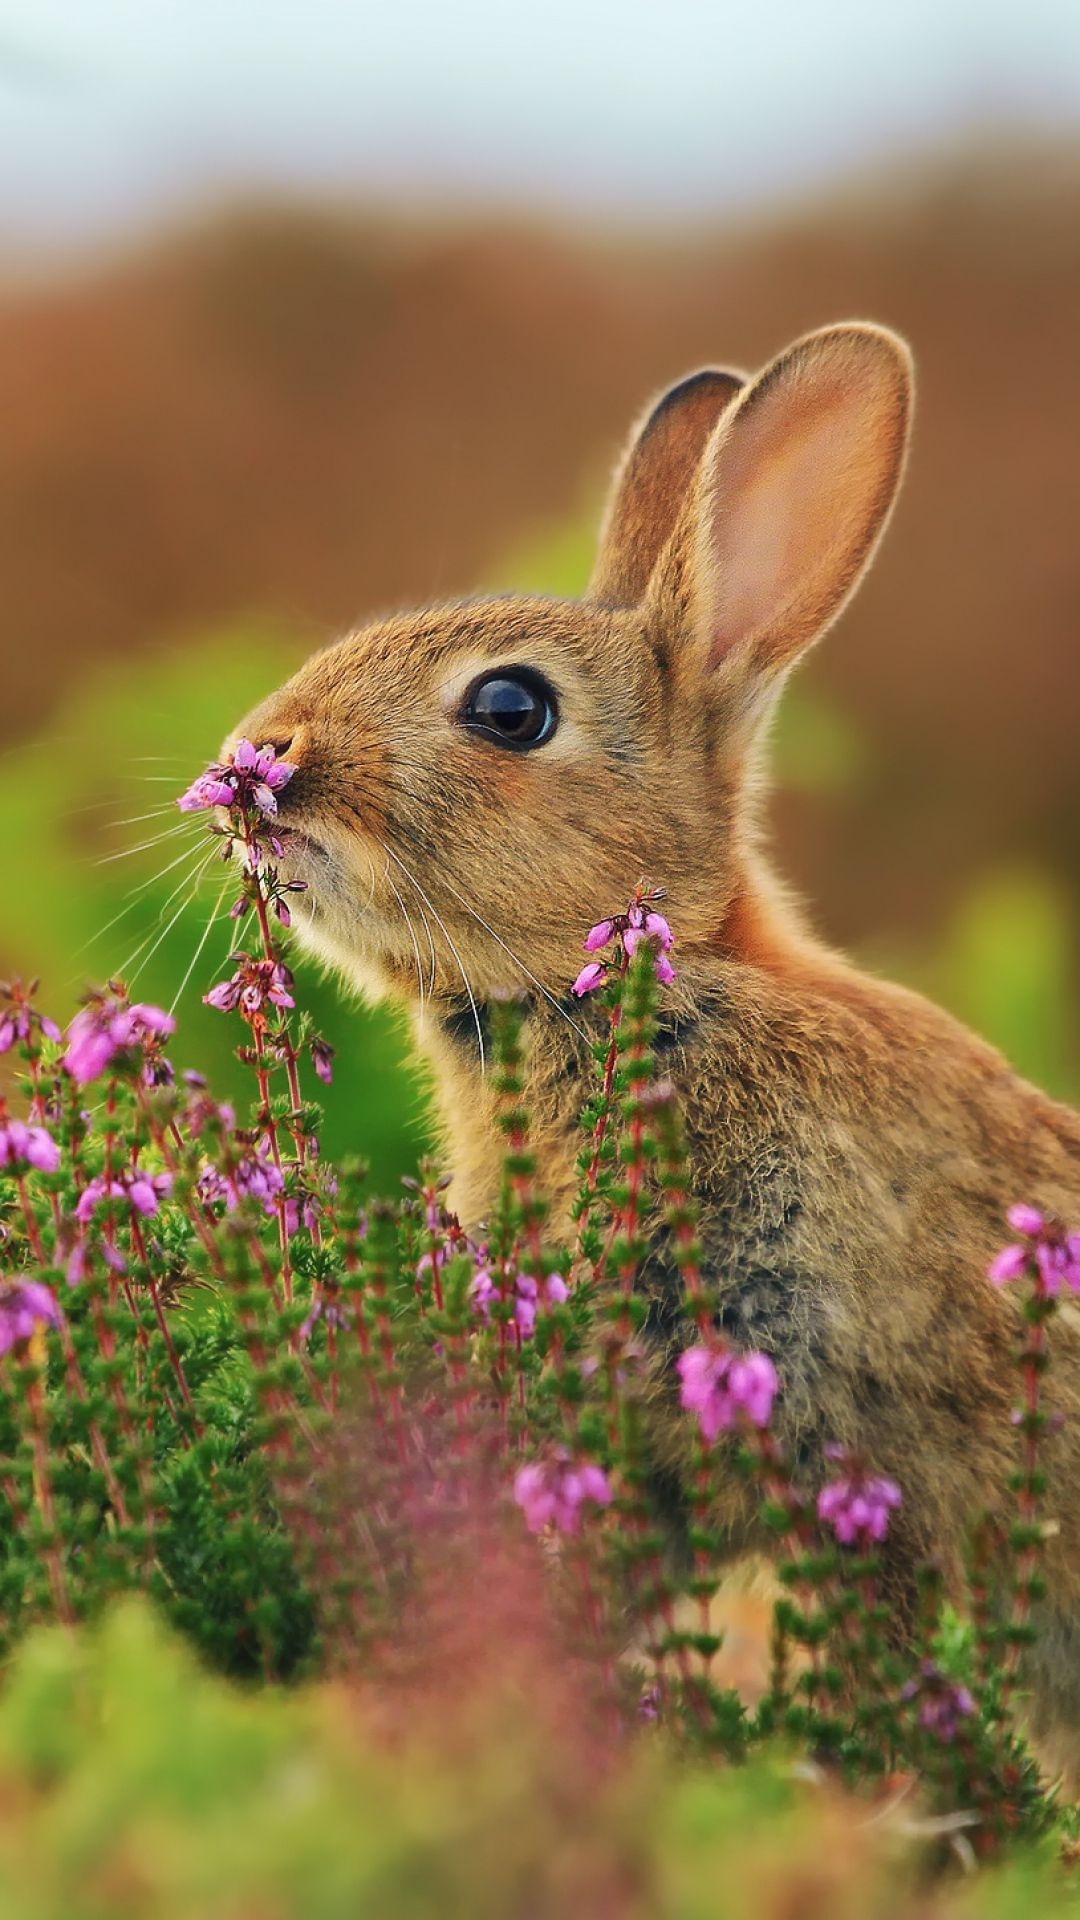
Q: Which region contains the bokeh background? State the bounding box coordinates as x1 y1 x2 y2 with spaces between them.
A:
1 1 1078 1180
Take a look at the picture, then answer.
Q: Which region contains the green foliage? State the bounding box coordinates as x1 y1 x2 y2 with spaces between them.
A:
0 1600 1076 1920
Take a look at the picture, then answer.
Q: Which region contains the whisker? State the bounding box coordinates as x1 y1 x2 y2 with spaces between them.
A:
94 820 204 865
72 834 215 965
434 871 589 1042
170 878 234 1014
111 846 217 986
381 843 485 1070
383 868 426 1010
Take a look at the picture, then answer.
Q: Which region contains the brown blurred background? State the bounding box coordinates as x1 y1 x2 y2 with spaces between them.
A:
1 10 1078 1165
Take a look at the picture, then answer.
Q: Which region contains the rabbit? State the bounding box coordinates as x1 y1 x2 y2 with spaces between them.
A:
227 322 1080 1765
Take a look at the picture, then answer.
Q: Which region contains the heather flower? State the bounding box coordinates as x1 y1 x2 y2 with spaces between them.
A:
678 1342 778 1441
571 962 608 999
198 1144 284 1217
817 1448 902 1547
0 984 61 1055
205 955 295 1019
76 1167 173 1224
469 1266 566 1333
177 739 295 818
310 1037 335 1085
624 907 674 955
583 919 615 952
514 1451 613 1535
63 997 176 1085
469 1267 499 1317
0 1118 61 1173
0 1279 63 1357
988 1204 1080 1295
575 892 678 991
902 1660 976 1744
299 1290 354 1341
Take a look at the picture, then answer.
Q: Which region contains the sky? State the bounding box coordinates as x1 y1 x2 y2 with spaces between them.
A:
2 0 1080 260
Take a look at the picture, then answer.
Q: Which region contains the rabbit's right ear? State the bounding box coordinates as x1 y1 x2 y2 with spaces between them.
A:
588 368 746 606
659 324 912 702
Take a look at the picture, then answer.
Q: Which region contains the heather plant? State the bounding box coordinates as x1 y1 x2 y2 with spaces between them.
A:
0 738 1077 1873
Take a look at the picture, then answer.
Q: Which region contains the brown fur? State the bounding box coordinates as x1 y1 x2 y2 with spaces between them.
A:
226 323 1080 1759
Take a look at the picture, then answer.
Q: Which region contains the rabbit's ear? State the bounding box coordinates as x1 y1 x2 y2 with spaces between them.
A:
674 324 912 687
588 368 746 606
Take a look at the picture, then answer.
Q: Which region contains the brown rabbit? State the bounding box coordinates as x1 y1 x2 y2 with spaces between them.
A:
227 323 1080 1763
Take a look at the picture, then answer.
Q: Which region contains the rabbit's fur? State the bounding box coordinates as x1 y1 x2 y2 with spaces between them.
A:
229 323 1080 1758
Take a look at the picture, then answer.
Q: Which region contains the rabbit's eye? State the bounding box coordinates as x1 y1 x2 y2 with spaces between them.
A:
461 667 559 751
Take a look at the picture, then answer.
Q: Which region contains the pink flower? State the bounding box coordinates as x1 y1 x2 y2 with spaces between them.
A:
0 1279 63 1356
988 1243 1030 1285
989 1205 1080 1295
624 910 674 955
177 740 296 818
571 962 608 998
77 1167 173 1224
514 1452 612 1535
63 998 176 1086
902 1660 976 1744
198 1144 284 1217
0 1118 61 1173
299 1291 354 1341
310 1038 335 1085
817 1450 902 1547
583 920 615 952
678 1343 778 1441
204 955 295 1020
0 990 61 1055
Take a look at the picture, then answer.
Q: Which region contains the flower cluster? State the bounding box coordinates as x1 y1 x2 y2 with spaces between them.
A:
470 1264 568 1336
677 1342 778 1440
76 1166 173 1225
571 892 676 999
205 955 295 1020
989 1204 1080 1295
0 982 61 1055
513 1452 613 1535
0 1279 63 1357
63 996 176 1086
817 1446 902 1547
177 738 296 819
0 1115 61 1173
902 1660 977 1745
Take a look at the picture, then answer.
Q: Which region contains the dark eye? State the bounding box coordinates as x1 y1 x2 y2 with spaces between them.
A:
461 666 559 751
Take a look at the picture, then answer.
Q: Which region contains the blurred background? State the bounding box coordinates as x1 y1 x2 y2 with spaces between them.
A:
1 0 1078 1179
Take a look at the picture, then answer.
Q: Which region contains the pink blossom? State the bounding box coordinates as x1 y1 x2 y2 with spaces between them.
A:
0 992 61 1055
299 1291 354 1341
0 1118 61 1173
989 1205 1080 1295
469 1267 499 1317
77 1167 173 1224
817 1451 902 1547
0 1279 63 1356
309 1037 334 1085
571 962 607 998
583 920 615 952
514 1452 612 1535
204 955 295 1019
902 1661 976 1744
198 1145 284 1217
63 998 176 1085
678 1342 778 1441
177 740 296 818
988 1243 1030 1285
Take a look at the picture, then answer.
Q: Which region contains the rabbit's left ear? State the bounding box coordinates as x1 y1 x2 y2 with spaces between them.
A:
588 367 746 606
664 323 912 688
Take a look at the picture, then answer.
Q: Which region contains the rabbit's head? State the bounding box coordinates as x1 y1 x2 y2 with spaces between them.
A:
227 323 912 1006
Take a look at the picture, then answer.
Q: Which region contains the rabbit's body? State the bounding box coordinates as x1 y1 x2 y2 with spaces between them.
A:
228 322 1080 1756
